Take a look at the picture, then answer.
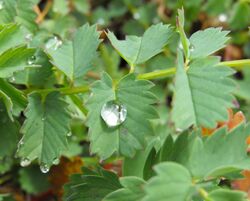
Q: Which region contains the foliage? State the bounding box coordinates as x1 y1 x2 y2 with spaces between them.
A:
0 0 250 201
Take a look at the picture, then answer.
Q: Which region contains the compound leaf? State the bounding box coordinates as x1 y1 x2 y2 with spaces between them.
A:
48 24 101 81
86 73 158 159
17 92 71 167
172 50 235 130
107 23 173 67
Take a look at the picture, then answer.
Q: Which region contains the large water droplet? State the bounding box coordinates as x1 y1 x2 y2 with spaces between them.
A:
40 163 50 173
27 55 36 65
52 158 60 165
20 158 31 167
45 36 62 51
0 0 4 10
101 101 127 127
218 14 227 23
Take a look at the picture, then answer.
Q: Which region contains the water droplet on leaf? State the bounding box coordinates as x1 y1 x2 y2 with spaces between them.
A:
66 132 72 137
20 158 31 167
176 128 183 132
133 12 140 20
178 41 183 50
25 33 33 42
41 117 45 121
218 14 227 22
45 36 62 50
97 18 105 25
189 44 195 52
52 158 60 165
40 163 50 173
27 55 36 65
9 76 15 82
101 101 127 127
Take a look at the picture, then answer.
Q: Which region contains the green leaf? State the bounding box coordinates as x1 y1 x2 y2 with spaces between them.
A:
104 177 146 201
0 102 19 159
86 73 158 159
0 0 37 33
0 0 16 24
64 167 121 201
229 2 250 30
122 140 156 179
17 92 71 167
48 24 101 81
15 0 38 33
143 162 194 201
12 49 54 88
18 166 50 194
0 45 38 78
234 68 250 100
208 189 247 201
107 23 173 67
189 27 230 59
0 24 25 55
167 124 250 179
172 50 235 130
0 78 27 117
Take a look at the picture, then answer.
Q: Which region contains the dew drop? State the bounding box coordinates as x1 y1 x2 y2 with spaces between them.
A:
40 163 50 173
45 36 62 51
8 76 15 82
41 117 45 121
153 17 160 24
18 139 24 148
133 12 140 20
189 44 195 52
178 41 183 50
218 14 227 23
101 101 127 127
176 128 183 132
25 33 33 42
97 18 105 25
66 132 72 137
52 158 60 165
20 158 31 167
27 55 36 65
0 0 4 10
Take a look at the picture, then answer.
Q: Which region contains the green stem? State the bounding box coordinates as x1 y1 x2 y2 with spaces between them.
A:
198 188 212 201
137 67 176 79
219 59 250 68
25 86 89 95
137 59 250 80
